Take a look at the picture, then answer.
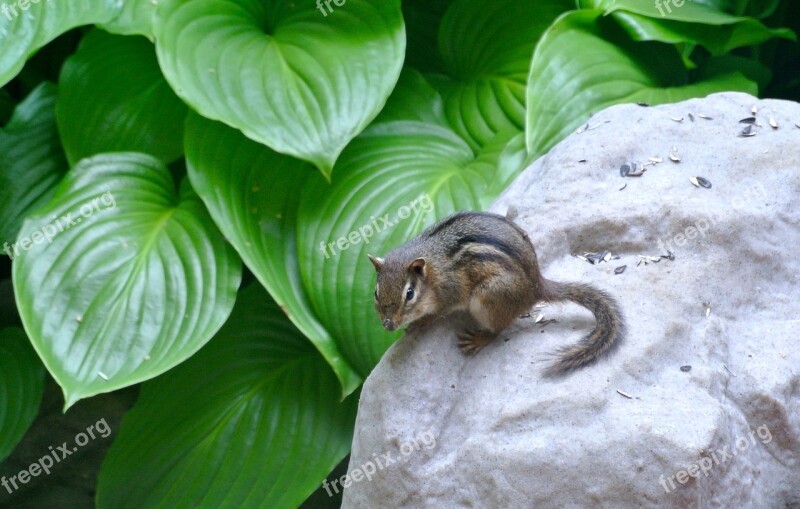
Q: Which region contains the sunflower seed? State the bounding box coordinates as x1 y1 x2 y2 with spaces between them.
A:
688 113 695 122
578 159 587 163
649 157 663 164
698 113 712 120
680 365 692 372
616 390 633 399
614 265 626 275
739 117 757 124
751 104 758 114
98 371 109 381
738 125 756 137
696 176 712 188
670 116 684 122
769 117 778 129
619 183 627 191
603 251 612 262
669 153 681 162
620 164 630 177
636 102 650 107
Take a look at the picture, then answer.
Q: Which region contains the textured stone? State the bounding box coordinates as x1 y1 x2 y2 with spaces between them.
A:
342 92 800 509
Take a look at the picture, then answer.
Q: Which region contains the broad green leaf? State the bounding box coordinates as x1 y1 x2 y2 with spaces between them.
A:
0 327 44 462
56 30 187 166
297 70 525 374
154 0 406 177
184 111 361 396
427 0 573 151
100 0 157 38
526 10 759 159
0 82 68 246
585 0 795 54
13 152 242 409
0 0 121 87
96 283 358 509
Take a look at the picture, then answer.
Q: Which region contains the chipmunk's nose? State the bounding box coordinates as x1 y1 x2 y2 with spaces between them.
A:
383 318 396 331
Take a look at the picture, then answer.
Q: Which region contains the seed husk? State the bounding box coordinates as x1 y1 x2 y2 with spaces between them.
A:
739 117 757 124
738 125 756 137
669 153 681 162
698 114 712 120
614 265 626 275
688 113 695 122
769 117 778 129
620 164 630 177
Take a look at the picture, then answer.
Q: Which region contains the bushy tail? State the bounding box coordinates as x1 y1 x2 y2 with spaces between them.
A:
541 280 625 376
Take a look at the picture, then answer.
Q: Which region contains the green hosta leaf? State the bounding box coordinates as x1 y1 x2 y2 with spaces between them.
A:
0 0 121 87
297 70 525 374
96 283 358 509
154 0 405 177
526 10 759 159
0 82 69 246
0 327 45 462
184 111 361 396
401 0 451 72
100 0 157 38
56 30 187 166
584 0 795 54
427 0 573 151
13 152 242 409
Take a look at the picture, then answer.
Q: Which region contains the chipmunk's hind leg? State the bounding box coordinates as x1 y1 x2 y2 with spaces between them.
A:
457 274 533 355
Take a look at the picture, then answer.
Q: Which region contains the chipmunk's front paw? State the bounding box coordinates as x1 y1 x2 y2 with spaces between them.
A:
457 329 495 355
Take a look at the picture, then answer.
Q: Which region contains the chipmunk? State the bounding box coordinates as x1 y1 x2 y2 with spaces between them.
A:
368 211 624 375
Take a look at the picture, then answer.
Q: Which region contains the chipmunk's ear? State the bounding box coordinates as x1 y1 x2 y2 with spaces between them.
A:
407 258 426 277
368 254 384 272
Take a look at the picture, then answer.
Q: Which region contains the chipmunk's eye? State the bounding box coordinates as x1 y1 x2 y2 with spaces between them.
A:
405 287 414 301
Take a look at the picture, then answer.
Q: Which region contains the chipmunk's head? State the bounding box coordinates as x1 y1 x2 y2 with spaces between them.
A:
368 253 436 331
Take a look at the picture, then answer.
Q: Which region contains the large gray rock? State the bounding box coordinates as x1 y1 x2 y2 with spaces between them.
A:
341 92 800 509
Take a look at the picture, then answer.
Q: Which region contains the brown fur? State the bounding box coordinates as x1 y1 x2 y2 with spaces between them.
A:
369 211 625 375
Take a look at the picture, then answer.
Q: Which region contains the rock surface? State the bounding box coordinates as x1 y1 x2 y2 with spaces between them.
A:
341 92 800 509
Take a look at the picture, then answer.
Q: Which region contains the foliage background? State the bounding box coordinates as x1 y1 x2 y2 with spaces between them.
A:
0 0 796 507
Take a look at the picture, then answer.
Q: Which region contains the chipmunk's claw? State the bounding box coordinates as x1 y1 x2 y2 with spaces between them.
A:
457 329 495 355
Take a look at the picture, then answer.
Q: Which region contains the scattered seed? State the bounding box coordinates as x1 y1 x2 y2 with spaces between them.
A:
769 117 778 129
680 365 692 372
649 157 663 164
636 102 650 107
620 164 630 177
578 159 587 163
688 113 695 122
698 113 712 120
603 251 612 262
751 104 758 114
627 164 646 177
669 153 681 162
723 364 737 377
98 371 109 381
619 183 627 191
535 314 545 324
696 176 712 188
670 116 684 122
575 254 589 262
76 315 83 323
576 123 588 134
739 124 756 137
647 256 661 263
614 265 626 275
739 117 757 124
617 390 633 399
